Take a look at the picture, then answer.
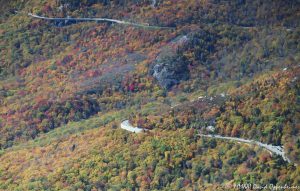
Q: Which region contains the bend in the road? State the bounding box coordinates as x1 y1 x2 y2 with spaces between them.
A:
198 134 292 164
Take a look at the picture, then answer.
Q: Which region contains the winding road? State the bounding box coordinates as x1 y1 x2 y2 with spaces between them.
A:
119 90 294 164
120 120 144 133
120 119 293 164
28 13 173 29
198 134 292 164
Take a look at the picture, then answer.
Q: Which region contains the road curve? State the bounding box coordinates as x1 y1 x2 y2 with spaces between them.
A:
28 13 174 29
198 134 292 164
119 119 293 163
120 120 144 133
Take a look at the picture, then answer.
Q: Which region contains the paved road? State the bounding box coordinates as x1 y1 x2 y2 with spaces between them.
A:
198 134 292 164
28 13 173 29
120 119 293 164
120 120 144 133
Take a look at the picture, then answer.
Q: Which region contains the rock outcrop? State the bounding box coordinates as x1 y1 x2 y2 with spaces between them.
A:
151 54 190 89
150 35 191 89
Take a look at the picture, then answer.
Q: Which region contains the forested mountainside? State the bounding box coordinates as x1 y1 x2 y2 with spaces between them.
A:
0 0 299 190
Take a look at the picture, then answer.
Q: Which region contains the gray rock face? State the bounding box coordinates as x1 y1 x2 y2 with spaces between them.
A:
149 35 192 89
152 54 190 89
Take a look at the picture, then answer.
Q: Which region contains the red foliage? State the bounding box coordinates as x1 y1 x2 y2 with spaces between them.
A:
128 83 135 92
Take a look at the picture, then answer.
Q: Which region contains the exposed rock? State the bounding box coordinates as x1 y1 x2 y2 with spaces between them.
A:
149 31 217 90
150 35 192 89
151 53 190 89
